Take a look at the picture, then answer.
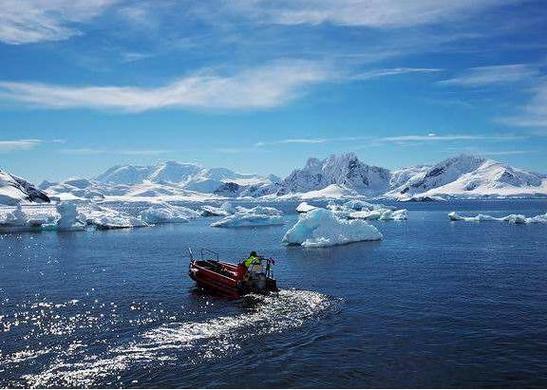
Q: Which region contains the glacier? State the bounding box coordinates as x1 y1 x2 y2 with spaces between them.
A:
282 208 383 247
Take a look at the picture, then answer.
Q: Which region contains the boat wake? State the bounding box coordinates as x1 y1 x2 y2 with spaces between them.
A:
12 289 340 388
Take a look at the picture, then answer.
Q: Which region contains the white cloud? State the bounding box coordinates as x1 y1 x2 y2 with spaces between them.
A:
353 67 441 80
0 60 332 112
230 0 502 28
255 133 524 148
439 64 540 87
0 139 42 152
0 0 115 44
377 134 522 142
500 80 547 128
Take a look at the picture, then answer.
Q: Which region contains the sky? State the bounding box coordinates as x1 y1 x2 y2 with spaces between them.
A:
0 0 546 183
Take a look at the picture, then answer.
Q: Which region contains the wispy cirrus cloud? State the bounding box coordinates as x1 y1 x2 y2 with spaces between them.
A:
0 139 42 152
0 60 332 112
256 133 525 148
439 64 540 87
230 0 503 28
353 67 442 80
500 80 547 129
0 0 116 44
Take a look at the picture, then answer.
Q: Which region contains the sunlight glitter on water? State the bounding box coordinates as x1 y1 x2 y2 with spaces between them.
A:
4 290 340 388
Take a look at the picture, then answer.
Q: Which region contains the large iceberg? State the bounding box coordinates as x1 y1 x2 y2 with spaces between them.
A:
211 205 284 228
140 203 200 224
448 211 547 224
282 208 383 247
56 202 85 231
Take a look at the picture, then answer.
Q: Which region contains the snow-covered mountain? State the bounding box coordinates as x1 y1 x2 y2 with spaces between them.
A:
386 155 547 200
11 153 545 205
40 161 275 202
277 153 391 196
0 169 50 205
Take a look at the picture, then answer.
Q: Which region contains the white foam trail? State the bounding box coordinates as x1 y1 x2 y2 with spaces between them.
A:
22 290 339 388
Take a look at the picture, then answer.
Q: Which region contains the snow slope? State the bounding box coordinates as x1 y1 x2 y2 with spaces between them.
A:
38 154 547 203
386 155 547 200
277 153 391 197
0 169 50 205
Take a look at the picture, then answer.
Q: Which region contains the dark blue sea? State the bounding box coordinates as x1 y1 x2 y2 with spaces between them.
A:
1 199 546 388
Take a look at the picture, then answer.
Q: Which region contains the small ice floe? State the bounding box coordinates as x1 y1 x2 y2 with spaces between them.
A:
325 199 407 221
140 202 200 224
236 205 283 216
56 202 85 231
349 208 407 221
296 202 318 213
211 205 283 227
201 201 236 217
80 204 148 230
282 208 383 247
448 211 547 224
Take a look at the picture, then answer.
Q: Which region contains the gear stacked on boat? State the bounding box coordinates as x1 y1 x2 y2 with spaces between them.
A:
188 248 278 298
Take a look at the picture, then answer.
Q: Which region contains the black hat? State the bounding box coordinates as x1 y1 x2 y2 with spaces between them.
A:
250 251 257 257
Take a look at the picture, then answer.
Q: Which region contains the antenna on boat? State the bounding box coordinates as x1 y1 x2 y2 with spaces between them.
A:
187 247 194 261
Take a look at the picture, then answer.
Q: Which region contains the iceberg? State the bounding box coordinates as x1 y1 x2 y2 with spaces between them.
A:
236 205 283 216
201 201 236 217
349 208 407 221
56 202 85 231
296 202 318 213
140 203 200 224
448 211 547 224
211 205 284 227
282 208 383 248
80 204 148 230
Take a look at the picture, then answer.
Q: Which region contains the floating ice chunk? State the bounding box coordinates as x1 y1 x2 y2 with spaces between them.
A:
211 213 283 227
236 205 283 216
448 211 547 224
282 208 383 247
379 209 408 220
140 203 200 224
201 201 236 217
349 208 407 221
211 205 284 227
56 202 85 231
526 212 547 224
296 202 318 213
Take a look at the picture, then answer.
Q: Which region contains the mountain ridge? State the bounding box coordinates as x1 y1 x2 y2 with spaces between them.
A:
2 154 545 205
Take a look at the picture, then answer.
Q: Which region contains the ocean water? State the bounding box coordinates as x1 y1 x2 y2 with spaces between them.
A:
1 199 546 388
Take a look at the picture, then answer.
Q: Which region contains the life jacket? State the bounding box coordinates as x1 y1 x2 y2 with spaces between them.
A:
244 255 260 268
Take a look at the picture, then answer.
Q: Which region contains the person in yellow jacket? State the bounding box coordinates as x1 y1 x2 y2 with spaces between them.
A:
244 251 261 268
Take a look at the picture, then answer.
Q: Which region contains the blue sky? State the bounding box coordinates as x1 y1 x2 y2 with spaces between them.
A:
0 0 546 183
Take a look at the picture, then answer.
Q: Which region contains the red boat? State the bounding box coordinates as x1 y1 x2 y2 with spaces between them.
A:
188 248 278 299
